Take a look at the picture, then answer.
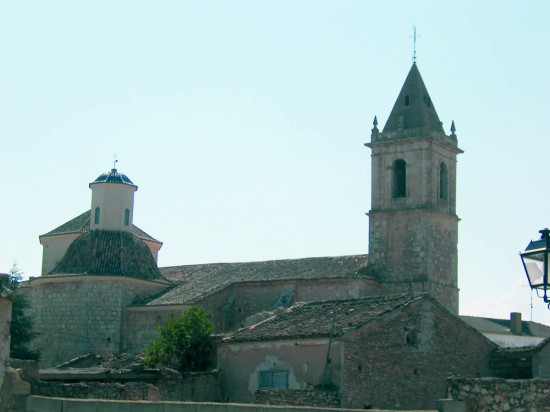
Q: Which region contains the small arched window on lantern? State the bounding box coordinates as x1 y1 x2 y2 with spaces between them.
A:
439 162 448 200
392 159 407 198
124 209 130 226
94 207 100 224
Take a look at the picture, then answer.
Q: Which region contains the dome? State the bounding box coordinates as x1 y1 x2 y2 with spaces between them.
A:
92 168 134 185
46 230 170 284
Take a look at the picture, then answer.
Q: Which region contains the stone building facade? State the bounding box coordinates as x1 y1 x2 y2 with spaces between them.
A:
28 62 466 370
218 293 495 410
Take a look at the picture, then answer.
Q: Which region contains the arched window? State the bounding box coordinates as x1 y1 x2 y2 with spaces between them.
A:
124 209 130 226
94 207 100 224
392 159 407 198
439 162 448 200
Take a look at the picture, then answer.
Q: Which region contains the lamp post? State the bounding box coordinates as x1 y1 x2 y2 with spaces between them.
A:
520 228 550 307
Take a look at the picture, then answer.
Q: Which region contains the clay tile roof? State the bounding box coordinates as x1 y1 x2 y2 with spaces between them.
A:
46 230 170 284
41 210 161 243
225 293 427 343
383 63 443 133
459 315 550 338
148 255 370 306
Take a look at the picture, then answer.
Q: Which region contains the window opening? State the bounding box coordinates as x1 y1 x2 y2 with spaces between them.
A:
94 207 100 224
439 162 448 200
404 95 410 106
392 159 407 198
424 95 431 108
124 209 130 226
259 371 288 389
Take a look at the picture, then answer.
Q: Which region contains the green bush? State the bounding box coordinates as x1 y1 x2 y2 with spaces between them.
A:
144 306 213 372
9 263 40 361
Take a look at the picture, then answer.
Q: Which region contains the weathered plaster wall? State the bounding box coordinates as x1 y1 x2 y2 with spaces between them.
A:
448 377 550 412
40 233 81 275
218 340 340 404
30 277 167 367
341 300 494 410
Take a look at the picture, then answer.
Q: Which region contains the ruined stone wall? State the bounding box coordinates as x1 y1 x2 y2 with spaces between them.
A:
30 277 166 367
448 377 550 412
341 300 494 410
254 388 340 408
32 380 160 401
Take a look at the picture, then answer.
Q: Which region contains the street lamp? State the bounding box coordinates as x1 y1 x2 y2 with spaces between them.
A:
520 228 550 306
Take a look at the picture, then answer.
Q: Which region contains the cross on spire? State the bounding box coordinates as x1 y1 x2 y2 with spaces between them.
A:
411 24 418 63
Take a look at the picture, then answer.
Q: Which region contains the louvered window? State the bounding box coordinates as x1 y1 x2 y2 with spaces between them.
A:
259 371 288 389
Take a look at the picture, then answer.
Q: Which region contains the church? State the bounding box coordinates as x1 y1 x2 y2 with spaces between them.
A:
27 63 506 408
29 62 463 370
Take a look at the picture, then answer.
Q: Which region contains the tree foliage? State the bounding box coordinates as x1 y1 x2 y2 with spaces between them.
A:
9 263 40 360
144 306 213 372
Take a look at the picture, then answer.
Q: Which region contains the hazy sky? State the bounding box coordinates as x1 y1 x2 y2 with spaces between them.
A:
2 1 550 324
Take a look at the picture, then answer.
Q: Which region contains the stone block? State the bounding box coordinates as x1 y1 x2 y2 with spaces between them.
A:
163 402 197 412
196 403 228 412
97 400 133 412
26 396 63 412
132 401 165 412
63 399 100 412
436 398 466 412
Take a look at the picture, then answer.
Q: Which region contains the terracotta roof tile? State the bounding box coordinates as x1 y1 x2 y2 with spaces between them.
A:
225 293 426 342
149 255 369 306
46 230 170 284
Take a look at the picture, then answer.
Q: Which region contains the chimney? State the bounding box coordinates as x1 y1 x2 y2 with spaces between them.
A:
510 312 523 335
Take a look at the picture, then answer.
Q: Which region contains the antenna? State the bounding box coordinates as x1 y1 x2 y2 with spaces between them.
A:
522 283 534 321
411 24 418 63
113 154 118 170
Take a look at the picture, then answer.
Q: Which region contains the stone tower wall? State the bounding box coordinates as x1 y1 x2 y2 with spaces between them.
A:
367 132 461 313
30 277 167 367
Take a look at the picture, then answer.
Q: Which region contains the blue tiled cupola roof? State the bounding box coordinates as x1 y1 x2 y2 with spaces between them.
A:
93 168 134 185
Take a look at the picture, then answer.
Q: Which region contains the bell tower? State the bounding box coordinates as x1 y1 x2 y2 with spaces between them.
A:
365 63 463 313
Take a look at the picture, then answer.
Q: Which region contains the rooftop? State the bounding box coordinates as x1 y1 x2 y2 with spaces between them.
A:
224 293 427 343
41 210 161 243
460 315 550 338
147 254 370 306
45 230 171 284
92 168 134 185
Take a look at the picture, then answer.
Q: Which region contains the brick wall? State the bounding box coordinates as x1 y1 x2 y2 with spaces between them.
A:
30 278 166 367
254 389 340 408
341 300 494 410
448 377 550 412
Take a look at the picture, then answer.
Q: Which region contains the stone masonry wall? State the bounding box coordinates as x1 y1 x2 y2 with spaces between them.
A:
254 389 341 408
32 380 160 401
369 209 459 312
341 300 494 410
124 277 381 352
31 278 166 367
448 377 550 412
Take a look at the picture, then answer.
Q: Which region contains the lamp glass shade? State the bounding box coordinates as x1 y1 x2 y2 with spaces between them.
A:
523 252 545 288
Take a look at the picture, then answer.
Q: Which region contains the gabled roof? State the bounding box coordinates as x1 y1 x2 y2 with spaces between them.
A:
383 63 443 133
147 254 370 306
224 293 427 343
41 210 161 243
460 315 550 338
45 230 171 284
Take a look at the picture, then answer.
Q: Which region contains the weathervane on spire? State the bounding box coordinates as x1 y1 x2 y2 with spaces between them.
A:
412 24 418 63
113 154 118 170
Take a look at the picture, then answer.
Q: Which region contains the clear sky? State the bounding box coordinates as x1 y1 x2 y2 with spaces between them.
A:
2 1 550 324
